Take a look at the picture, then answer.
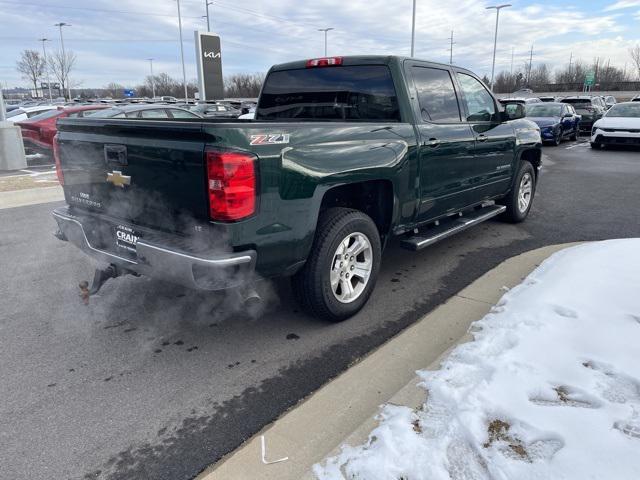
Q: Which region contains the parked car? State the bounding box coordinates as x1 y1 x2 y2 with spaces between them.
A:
525 102 580 145
539 96 556 103
513 88 533 94
52 55 542 321
190 103 241 118
15 105 109 156
5 105 58 123
603 95 617 109
631 95 640 102
498 97 542 105
241 101 257 114
86 104 202 119
590 102 640 149
560 96 607 133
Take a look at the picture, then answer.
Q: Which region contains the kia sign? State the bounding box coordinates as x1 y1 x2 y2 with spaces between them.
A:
123 89 135 97
195 31 224 100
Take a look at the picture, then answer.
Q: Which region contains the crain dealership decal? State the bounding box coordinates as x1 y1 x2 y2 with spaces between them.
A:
250 134 291 145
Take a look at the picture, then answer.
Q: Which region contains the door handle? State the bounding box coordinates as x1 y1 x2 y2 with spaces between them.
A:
477 134 488 142
425 138 440 148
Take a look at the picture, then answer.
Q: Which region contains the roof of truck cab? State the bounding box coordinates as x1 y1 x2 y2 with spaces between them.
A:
269 55 475 75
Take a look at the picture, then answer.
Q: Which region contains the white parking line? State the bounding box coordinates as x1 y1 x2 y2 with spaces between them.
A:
565 142 589 150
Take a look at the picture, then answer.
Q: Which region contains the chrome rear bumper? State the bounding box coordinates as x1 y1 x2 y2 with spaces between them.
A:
52 207 256 290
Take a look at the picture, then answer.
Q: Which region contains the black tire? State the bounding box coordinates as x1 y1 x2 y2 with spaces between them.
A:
552 129 562 146
590 142 601 149
499 161 536 223
570 128 578 141
291 208 381 322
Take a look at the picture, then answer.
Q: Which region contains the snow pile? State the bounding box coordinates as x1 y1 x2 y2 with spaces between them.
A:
315 240 640 480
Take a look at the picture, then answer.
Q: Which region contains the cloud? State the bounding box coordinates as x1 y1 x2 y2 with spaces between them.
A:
0 0 636 88
604 0 640 11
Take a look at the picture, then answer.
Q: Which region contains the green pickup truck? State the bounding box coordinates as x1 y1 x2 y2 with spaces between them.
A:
52 55 542 321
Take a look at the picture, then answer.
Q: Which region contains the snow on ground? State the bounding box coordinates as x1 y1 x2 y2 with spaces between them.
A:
315 239 640 480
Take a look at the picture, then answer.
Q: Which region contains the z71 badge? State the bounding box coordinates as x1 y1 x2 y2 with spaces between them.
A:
250 133 290 145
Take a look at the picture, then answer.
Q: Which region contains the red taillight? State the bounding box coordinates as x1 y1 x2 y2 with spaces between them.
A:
206 149 256 221
53 134 64 186
305 56 343 68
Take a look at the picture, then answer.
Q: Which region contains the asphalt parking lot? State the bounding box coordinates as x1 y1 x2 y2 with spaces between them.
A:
1 139 639 480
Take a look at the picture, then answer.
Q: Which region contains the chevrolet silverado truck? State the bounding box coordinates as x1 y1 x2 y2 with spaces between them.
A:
52 55 542 321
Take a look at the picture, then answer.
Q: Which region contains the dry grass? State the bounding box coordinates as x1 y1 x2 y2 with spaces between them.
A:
483 419 530 460
0 174 59 192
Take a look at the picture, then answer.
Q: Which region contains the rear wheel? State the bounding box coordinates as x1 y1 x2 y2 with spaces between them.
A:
292 208 381 322
499 161 536 223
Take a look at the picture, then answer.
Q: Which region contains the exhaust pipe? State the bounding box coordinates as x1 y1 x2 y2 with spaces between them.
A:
243 286 263 317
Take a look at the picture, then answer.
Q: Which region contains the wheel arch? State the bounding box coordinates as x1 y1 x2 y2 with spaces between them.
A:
319 179 395 246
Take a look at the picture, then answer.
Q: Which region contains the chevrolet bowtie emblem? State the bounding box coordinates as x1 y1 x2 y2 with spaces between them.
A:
106 170 131 188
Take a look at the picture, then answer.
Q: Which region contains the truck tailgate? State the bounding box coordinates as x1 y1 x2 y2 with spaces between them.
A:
56 119 209 233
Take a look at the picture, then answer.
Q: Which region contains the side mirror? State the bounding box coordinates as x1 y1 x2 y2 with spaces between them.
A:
502 102 525 121
562 113 572 118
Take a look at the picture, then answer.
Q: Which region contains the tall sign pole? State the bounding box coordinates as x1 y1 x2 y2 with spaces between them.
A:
194 31 224 101
54 23 72 100
410 0 416 57
147 58 156 99
486 4 512 91
177 0 189 102
38 38 53 101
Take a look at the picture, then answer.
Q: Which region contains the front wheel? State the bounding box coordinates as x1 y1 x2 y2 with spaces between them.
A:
590 142 601 149
570 128 578 141
499 161 536 223
292 208 381 321
552 129 562 146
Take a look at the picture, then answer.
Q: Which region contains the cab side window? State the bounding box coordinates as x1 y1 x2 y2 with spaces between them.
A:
411 66 461 123
456 73 496 122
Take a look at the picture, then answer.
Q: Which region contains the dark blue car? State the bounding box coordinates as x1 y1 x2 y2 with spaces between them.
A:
525 102 581 145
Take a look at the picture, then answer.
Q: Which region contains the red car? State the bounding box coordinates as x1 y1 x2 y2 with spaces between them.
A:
16 105 109 156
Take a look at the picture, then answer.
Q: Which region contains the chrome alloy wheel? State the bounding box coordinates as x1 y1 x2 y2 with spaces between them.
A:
518 172 533 213
329 232 373 303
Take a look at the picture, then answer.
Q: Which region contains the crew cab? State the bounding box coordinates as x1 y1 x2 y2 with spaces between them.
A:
52 55 542 321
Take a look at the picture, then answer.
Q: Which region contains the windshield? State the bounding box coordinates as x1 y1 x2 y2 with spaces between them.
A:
6 109 25 118
526 105 562 117
26 109 62 121
84 108 122 118
562 99 590 106
257 65 400 121
605 103 640 118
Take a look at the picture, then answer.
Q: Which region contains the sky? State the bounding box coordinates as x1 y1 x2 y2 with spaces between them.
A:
1 0 639 89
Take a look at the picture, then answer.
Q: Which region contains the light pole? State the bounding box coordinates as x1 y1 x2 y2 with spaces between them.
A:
38 38 53 102
317 28 333 56
147 58 156 99
176 0 189 102
486 4 511 91
54 22 72 100
448 30 455 65
205 0 213 32
411 0 416 57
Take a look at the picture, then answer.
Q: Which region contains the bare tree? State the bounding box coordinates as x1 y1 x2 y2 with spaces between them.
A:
103 82 126 98
48 50 76 100
630 45 640 80
16 50 45 94
224 73 265 98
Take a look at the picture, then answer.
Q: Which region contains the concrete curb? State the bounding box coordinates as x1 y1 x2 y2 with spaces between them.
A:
0 185 63 209
198 242 582 480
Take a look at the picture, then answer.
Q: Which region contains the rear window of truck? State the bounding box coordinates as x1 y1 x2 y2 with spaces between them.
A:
256 65 400 122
